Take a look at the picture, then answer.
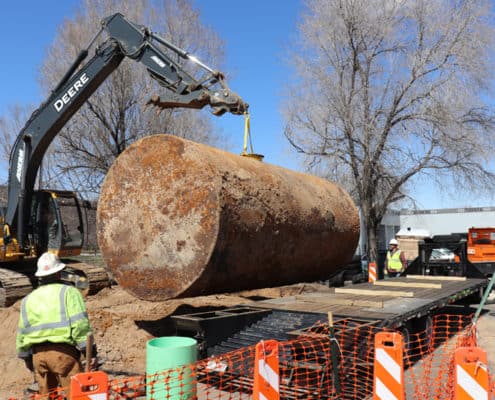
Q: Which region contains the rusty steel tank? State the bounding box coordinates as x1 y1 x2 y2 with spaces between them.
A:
96 134 360 301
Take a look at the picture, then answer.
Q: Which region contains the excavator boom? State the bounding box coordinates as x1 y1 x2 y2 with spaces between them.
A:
0 12 247 306
4 12 247 249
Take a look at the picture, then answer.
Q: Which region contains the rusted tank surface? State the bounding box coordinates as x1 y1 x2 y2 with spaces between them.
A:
96 134 359 301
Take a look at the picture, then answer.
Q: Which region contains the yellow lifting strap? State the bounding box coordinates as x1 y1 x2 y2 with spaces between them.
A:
242 112 253 155
240 112 264 161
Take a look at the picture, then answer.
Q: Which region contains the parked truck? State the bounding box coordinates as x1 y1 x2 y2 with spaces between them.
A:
399 227 495 279
466 227 495 276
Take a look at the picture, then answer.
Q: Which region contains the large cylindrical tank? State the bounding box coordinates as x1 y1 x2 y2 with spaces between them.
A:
96 134 359 301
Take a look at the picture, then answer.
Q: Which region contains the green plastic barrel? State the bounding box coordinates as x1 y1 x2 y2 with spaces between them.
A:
146 336 197 400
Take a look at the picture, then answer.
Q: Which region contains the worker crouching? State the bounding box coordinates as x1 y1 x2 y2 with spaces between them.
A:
16 252 96 396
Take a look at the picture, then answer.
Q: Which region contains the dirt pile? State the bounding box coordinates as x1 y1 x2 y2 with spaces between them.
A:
0 282 329 399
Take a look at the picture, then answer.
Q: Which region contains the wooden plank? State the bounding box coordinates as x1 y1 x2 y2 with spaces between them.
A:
406 275 467 281
295 294 385 308
296 294 353 306
373 281 442 289
254 277 486 321
334 287 415 297
350 299 385 307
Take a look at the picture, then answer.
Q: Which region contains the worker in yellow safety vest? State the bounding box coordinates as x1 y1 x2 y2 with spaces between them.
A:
384 238 407 278
16 252 96 396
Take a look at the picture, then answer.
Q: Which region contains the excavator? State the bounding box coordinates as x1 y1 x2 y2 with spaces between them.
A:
0 13 247 306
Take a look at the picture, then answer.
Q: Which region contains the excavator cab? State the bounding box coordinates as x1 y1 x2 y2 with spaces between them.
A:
30 190 84 257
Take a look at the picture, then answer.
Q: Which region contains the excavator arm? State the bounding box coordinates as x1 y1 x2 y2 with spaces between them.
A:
4 13 247 249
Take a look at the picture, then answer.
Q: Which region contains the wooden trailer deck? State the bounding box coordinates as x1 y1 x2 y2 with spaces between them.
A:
254 275 487 328
172 274 488 361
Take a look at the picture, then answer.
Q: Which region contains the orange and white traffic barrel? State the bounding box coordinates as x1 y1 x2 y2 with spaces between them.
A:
455 347 489 400
253 339 280 400
373 331 405 400
70 371 108 400
369 262 377 283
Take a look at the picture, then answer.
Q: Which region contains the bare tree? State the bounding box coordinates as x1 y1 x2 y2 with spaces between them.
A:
0 104 59 194
14 0 226 197
283 0 495 262
0 105 35 165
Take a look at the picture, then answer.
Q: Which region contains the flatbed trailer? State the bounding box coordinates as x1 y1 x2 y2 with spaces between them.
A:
172 275 487 399
173 275 487 357
254 275 485 328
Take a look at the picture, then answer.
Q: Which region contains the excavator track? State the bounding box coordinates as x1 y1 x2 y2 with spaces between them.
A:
0 261 111 307
0 268 35 307
63 261 112 295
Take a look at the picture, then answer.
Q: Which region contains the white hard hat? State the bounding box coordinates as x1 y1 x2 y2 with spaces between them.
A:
389 238 398 245
35 252 66 277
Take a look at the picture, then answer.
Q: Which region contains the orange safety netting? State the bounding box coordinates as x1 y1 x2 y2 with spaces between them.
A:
9 313 495 400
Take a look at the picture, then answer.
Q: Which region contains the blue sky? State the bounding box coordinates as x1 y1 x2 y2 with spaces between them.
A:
0 0 492 209
0 1 302 170
195 0 303 170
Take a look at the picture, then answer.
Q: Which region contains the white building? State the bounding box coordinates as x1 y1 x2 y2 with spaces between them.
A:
400 207 495 236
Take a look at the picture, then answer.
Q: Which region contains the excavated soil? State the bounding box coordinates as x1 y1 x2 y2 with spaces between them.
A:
0 282 330 399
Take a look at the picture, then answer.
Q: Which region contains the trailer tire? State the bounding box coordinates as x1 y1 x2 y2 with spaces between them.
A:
415 315 433 353
398 326 412 367
328 271 345 287
351 272 366 284
468 286 485 305
399 316 433 367
487 288 495 304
